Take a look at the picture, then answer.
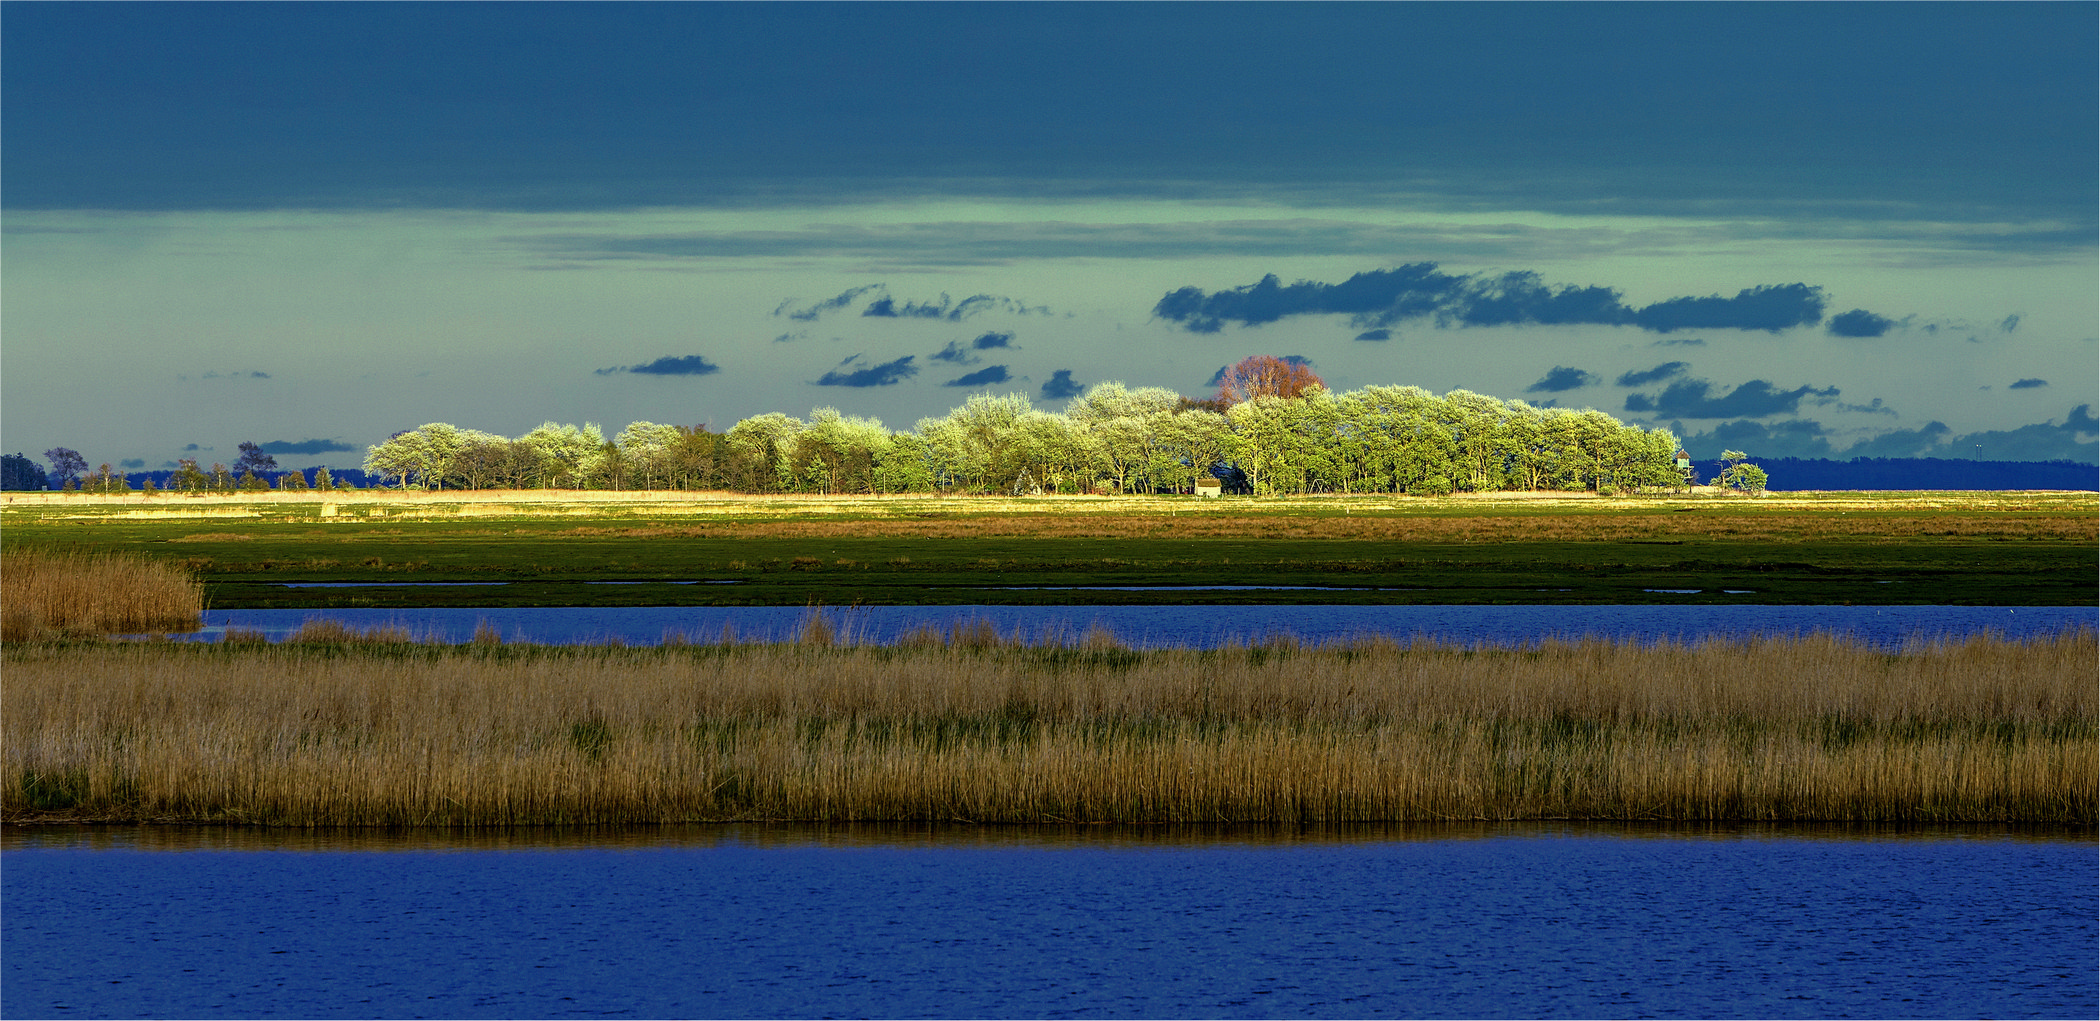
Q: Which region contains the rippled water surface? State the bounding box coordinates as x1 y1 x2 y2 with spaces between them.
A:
5 824 2093 1019
166 603 2094 649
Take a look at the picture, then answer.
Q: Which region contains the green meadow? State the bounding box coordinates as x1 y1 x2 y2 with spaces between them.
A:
3 489 2092 607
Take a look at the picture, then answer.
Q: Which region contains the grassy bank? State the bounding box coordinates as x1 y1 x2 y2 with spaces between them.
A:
4 490 2094 606
7 627 2091 825
0 550 204 641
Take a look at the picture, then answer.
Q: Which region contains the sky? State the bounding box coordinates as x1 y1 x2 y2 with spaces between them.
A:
4 2 2095 472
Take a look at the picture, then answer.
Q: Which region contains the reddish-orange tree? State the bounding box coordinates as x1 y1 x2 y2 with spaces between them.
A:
1215 355 1325 407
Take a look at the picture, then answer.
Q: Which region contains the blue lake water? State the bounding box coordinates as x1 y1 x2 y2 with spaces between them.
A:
166 604 2096 649
4 824 2093 1019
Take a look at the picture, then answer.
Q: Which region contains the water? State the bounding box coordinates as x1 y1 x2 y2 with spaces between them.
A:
162 604 2097 649
5 824 2092 1019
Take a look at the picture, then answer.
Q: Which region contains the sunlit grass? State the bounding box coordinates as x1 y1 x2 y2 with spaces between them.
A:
0 549 204 641
7 624 2091 825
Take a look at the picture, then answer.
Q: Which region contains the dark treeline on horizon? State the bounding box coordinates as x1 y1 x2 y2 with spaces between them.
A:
1756 457 2098 493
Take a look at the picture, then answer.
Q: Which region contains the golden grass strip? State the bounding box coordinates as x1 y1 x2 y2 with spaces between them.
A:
0 550 204 641
4 632 2092 825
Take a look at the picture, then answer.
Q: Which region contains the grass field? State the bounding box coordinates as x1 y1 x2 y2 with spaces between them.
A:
3 489 2093 607
6 625 2091 825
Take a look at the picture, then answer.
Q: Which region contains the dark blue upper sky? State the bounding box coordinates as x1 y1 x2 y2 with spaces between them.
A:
6 2 2093 227
4 3 2094 468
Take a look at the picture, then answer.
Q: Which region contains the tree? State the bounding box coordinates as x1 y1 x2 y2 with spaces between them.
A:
235 441 279 475
42 447 87 489
2 452 46 490
1716 450 1769 494
1215 355 1324 408
312 466 335 491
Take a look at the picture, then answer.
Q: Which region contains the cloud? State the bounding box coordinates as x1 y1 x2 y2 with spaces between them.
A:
199 370 271 379
815 354 917 387
864 291 1049 321
259 438 356 455
119 458 145 469
929 341 978 365
1153 264 1827 335
1826 308 1895 337
1630 284 1825 334
1615 361 1689 387
1673 406 2099 463
1838 422 1956 459
1835 398 1899 417
2000 314 2021 333
1671 419 1835 460
181 444 210 452
943 365 1012 388
776 285 883 322
930 332 1016 365
595 354 722 377
1652 337 1706 347
1526 366 1597 393
1040 370 1084 401
1353 329 1390 341
1206 365 1230 387
773 332 799 343
1625 378 1840 419
2009 378 2049 389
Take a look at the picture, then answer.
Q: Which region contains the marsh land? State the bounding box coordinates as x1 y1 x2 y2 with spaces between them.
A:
3 489 2094 607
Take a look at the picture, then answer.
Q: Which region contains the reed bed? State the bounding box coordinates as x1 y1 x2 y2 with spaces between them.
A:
0 549 204 641
5 625 2092 826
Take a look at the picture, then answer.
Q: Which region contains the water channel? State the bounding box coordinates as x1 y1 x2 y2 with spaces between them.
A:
5 823 2092 1019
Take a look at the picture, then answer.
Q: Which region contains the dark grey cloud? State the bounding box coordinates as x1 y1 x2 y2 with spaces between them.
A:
1625 378 1840 419
1836 398 1899 417
1206 365 1230 387
1526 366 1597 393
1041 370 1084 400
942 365 1011 388
1671 405 2098 463
776 285 882 322
1615 361 1688 387
181 443 211 452
1353 329 1390 341
773 332 798 343
774 285 1049 322
260 438 356 455
119 458 145 469
1652 337 1706 347
1154 265 1826 335
815 354 916 387
931 331 1018 365
1629 284 1825 333
595 354 721 377
929 341 978 365
1826 308 1895 337
199 370 271 379
2000 315 2022 333
2010 378 2049 389
1671 419 1835 460
1840 422 1957 459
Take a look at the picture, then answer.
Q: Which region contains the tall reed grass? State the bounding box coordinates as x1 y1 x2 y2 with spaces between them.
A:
0 550 204 641
5 625 2091 825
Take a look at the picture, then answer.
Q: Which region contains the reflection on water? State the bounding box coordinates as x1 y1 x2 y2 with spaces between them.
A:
147 603 2096 649
6 823 2093 1020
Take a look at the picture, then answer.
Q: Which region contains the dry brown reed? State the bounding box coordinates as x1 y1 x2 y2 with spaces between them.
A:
0 549 204 640
4 627 2092 826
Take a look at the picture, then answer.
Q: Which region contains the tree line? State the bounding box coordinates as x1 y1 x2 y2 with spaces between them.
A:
358 359 1708 496
6 358 1768 497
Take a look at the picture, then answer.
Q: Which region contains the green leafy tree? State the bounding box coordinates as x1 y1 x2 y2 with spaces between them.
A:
1716 450 1769 494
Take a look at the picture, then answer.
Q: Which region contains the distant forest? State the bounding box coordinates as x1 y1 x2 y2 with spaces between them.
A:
1755 457 2097 492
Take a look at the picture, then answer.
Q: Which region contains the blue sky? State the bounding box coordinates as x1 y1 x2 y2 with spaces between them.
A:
4 2 2094 470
